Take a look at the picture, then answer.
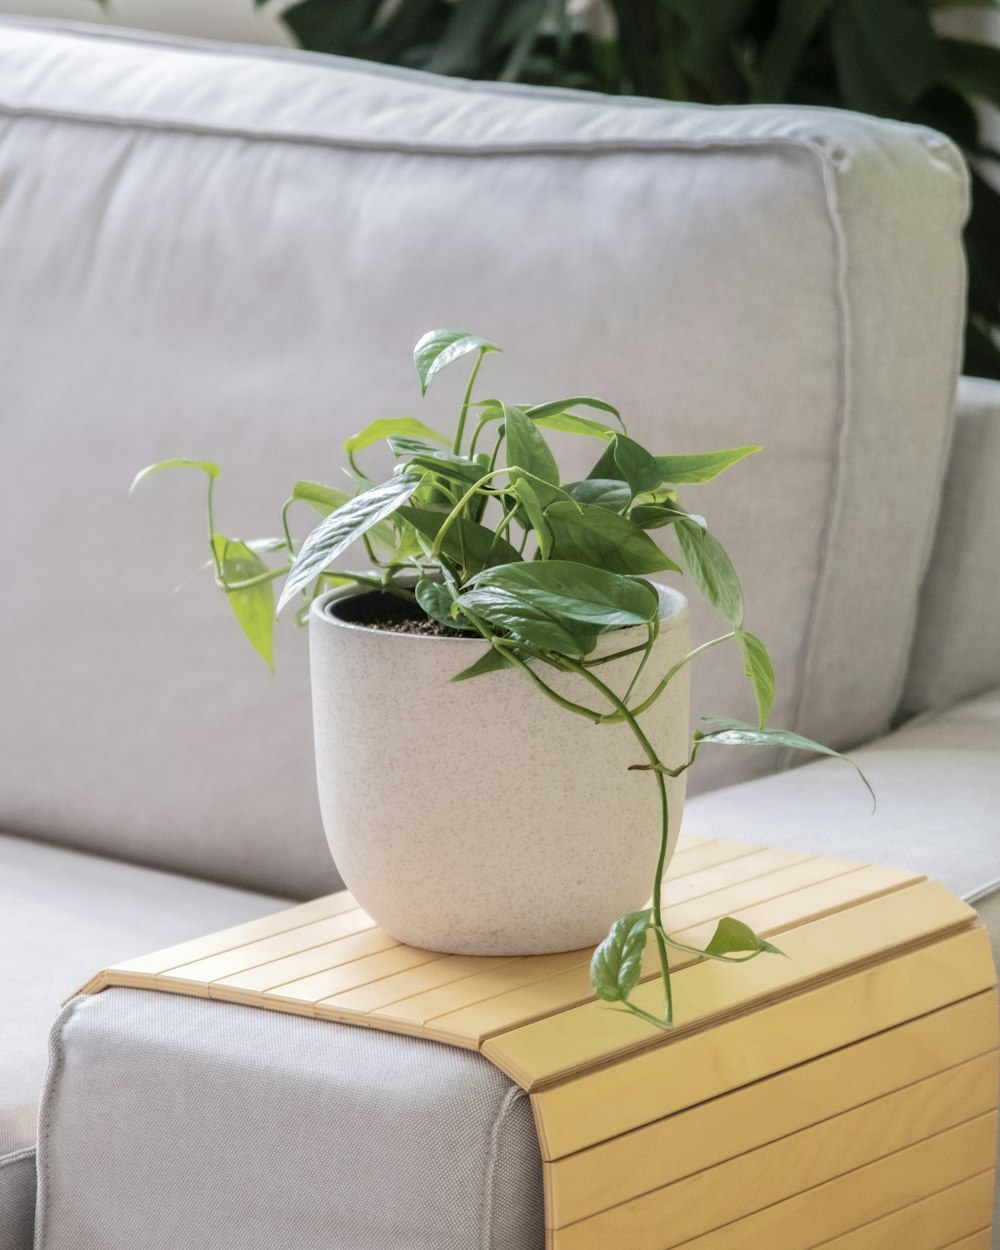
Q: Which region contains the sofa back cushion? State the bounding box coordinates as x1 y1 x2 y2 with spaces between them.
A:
0 20 968 896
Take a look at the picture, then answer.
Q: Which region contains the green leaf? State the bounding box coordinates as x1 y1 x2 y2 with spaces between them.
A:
513 478 552 558
129 458 220 495
525 395 622 426
277 473 423 612
292 480 351 516
566 479 632 512
413 330 499 395
696 717 876 808
396 506 522 575
590 910 651 1002
630 501 704 530
838 0 942 106
450 647 514 682
344 418 447 459
415 579 472 630
532 412 618 439
675 520 744 625
654 446 761 484
545 501 680 576
505 404 560 489
703 916 783 959
588 434 663 496
940 39 1000 109
213 535 275 670
460 561 659 656
388 435 449 459
735 629 775 728
752 0 835 103
403 451 488 492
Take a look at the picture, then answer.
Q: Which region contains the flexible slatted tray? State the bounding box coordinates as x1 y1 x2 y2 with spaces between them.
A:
79 836 999 1249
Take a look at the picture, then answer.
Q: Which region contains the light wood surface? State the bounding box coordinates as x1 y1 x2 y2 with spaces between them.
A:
78 836 998 1249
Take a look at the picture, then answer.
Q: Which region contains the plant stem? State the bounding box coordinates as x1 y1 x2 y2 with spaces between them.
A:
612 631 736 721
453 350 485 455
206 477 223 580
566 659 674 1024
218 562 292 592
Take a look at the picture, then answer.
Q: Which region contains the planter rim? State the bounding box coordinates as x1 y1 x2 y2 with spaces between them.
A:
310 580 689 654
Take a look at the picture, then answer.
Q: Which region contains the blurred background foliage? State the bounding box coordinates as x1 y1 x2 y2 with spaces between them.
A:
263 0 1000 379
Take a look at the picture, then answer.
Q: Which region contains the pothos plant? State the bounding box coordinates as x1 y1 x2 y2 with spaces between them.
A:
133 329 871 1030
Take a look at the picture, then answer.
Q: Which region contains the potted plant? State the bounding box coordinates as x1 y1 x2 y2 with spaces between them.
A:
134 330 869 1030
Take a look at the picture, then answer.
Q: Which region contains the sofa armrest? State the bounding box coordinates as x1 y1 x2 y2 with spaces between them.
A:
903 375 1000 716
34 990 543 1249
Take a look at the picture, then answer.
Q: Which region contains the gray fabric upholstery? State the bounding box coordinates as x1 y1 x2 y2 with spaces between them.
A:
0 19 968 896
904 375 1000 716
0 1148 35 1250
34 989 543 1250
0 832 284 1243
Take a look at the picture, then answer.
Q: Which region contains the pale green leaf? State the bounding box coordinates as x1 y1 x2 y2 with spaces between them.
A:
213 534 275 670
414 330 499 394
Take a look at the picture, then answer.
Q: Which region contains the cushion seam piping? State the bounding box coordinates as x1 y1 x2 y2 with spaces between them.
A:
480 1084 530 1250
0 96 851 168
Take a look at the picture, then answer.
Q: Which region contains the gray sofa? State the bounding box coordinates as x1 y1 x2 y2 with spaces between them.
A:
1 18 997 1249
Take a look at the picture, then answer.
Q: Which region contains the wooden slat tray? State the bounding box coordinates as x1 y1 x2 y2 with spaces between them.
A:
79 836 999 1249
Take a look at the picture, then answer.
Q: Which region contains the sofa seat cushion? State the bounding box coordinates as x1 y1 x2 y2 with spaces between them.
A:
683 686 1000 937
0 833 284 1247
35 988 542 1250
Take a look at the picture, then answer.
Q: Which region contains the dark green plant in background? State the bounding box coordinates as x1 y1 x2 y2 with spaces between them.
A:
263 0 1000 378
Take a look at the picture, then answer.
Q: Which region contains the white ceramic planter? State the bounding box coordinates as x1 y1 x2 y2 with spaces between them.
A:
309 583 691 955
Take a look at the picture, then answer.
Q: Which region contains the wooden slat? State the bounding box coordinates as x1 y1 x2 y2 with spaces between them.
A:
158 910 376 990
548 1113 998 1250
108 893 357 976
263 944 446 1006
373 950 593 1032
530 928 996 1158
658 846 811 905
316 953 522 1016
545 991 999 1228
660 839 763 877
211 927 400 1000
549 1052 998 1247
487 880 973 1091
813 1172 994 1249
655 853 865 929
428 862 919 1050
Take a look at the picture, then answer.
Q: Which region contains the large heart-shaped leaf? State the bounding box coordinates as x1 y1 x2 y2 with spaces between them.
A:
460 561 658 655
696 717 875 808
277 473 422 612
675 520 744 626
655 446 761 484
736 629 775 728
546 501 679 576
590 910 651 1002
414 330 499 395
213 534 275 670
